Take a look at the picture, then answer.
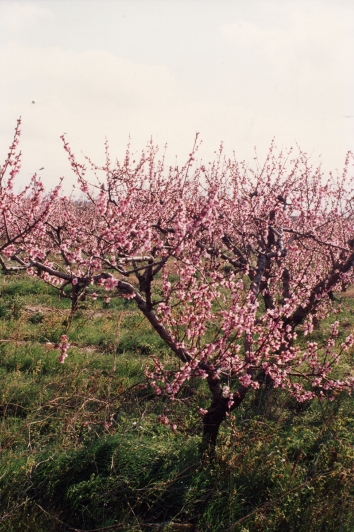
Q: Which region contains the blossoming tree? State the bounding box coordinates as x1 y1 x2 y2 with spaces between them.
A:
0 118 61 271
2 120 354 449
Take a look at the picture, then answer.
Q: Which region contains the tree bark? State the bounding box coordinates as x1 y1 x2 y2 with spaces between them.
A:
201 384 248 454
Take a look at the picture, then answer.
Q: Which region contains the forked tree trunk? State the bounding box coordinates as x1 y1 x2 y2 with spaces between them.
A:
201 386 248 454
201 400 229 452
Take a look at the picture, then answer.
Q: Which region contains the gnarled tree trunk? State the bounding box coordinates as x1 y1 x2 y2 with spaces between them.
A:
201 383 249 454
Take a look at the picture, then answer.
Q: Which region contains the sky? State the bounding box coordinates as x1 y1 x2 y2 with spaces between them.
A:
0 0 354 191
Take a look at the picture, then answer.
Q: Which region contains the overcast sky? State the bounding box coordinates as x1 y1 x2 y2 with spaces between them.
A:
1 0 353 191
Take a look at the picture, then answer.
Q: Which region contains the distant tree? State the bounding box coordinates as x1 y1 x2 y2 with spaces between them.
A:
2 121 354 451
0 118 61 268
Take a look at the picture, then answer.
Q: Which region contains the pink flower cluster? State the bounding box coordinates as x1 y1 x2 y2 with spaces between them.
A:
57 334 70 364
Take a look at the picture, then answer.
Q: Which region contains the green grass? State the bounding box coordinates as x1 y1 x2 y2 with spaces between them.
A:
1 273 354 531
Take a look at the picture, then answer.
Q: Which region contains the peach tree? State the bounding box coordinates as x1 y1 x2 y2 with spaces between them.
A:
2 121 354 449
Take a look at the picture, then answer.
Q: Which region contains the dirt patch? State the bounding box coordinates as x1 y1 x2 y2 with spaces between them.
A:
24 305 53 314
343 287 354 298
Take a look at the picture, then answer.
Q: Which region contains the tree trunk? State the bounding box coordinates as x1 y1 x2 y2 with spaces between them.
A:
201 385 248 455
201 399 229 453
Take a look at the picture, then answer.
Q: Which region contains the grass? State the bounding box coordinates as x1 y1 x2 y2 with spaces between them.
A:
1 273 354 530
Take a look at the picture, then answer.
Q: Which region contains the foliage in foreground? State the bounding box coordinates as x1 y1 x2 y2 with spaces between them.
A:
1 274 354 531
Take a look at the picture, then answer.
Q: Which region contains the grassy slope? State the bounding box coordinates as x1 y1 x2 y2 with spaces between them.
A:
0 274 354 531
